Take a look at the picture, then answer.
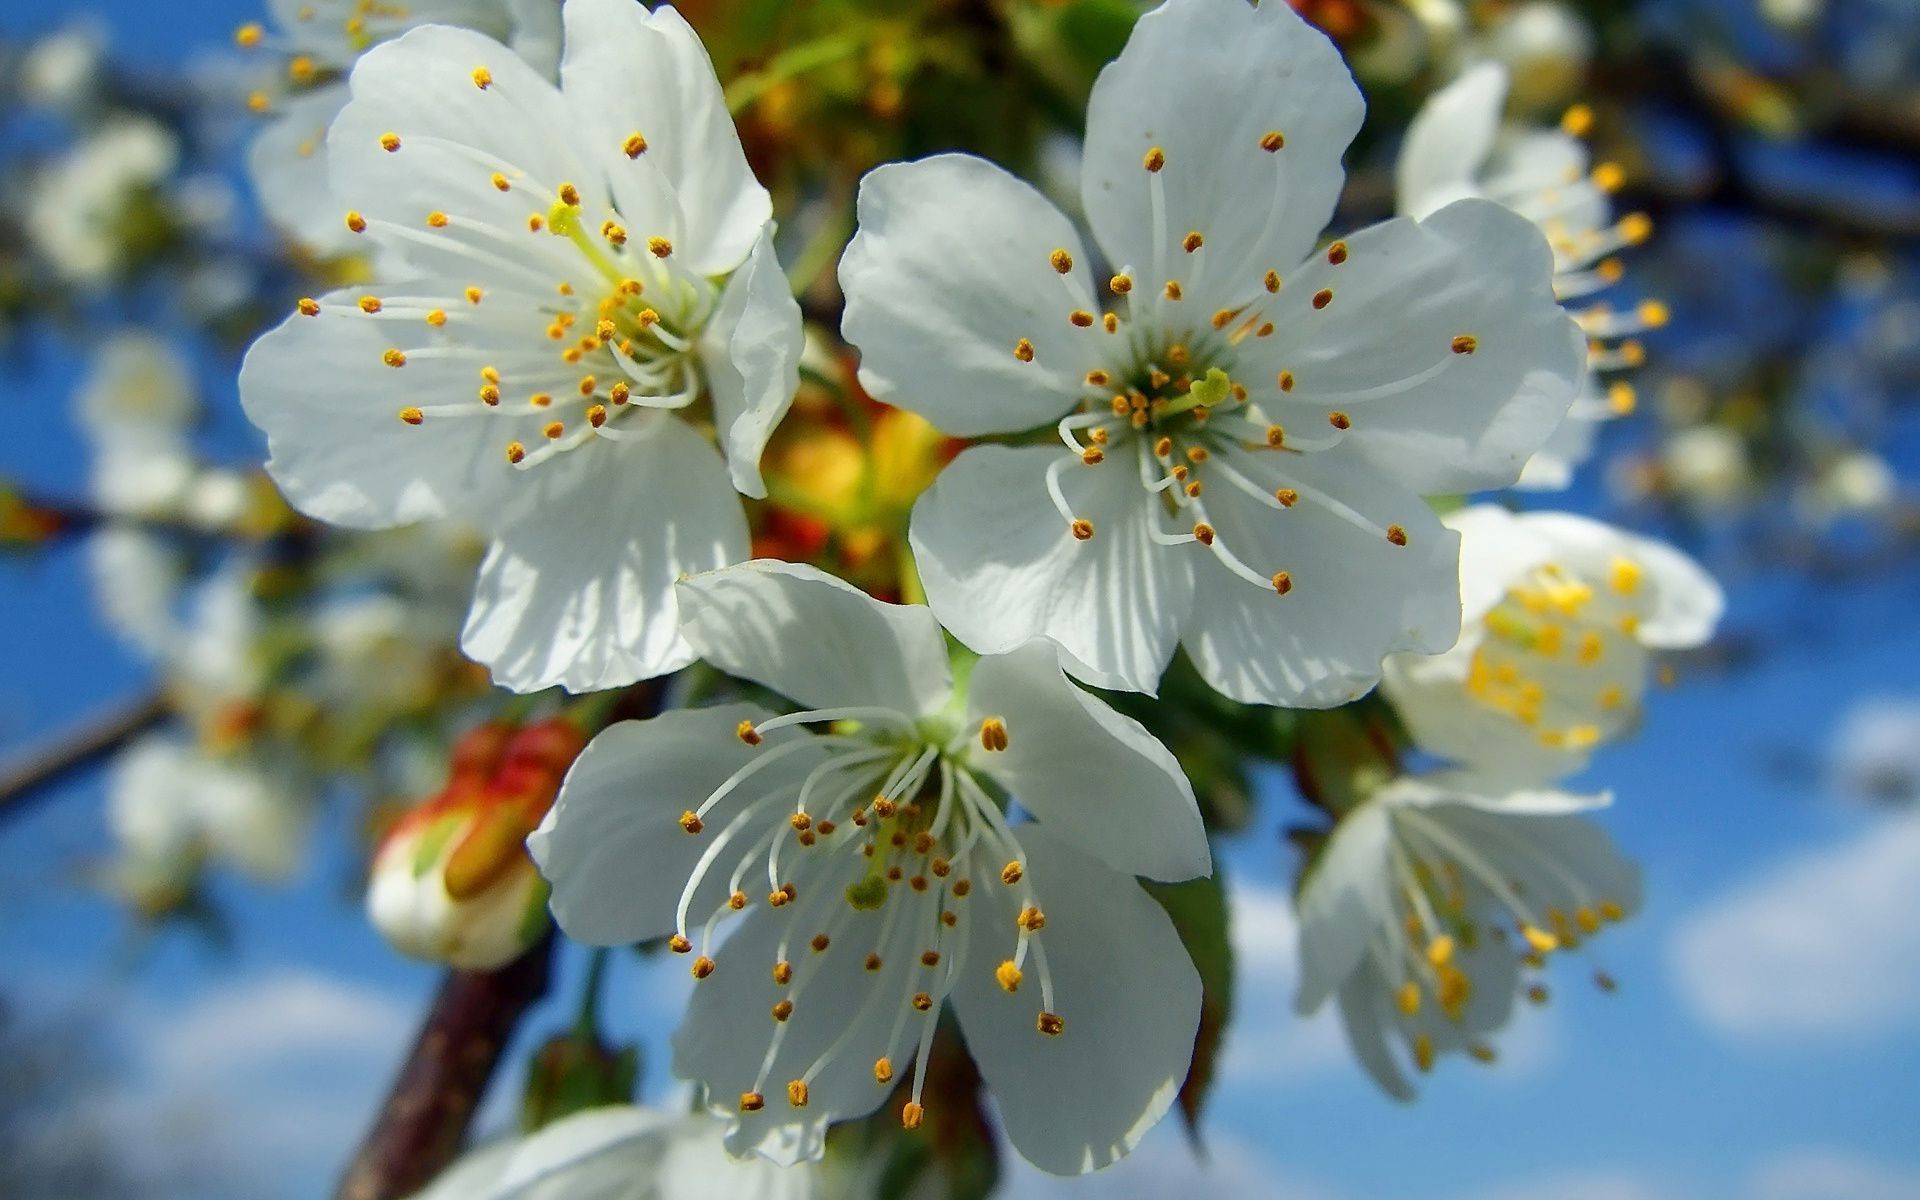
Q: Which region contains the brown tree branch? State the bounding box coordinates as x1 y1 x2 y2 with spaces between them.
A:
333 933 556 1200
0 689 170 819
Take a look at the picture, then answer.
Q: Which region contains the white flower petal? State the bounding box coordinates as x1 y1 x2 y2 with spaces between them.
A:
1395 62 1507 219
461 418 749 693
506 0 564 79
1448 503 1556 623
910 444 1196 695
1242 198 1585 494
1181 445 1461 707
948 825 1199 1176
1080 0 1363 310
248 85 354 253
676 560 951 717
490 1106 676 1196
1294 800 1393 1015
966 640 1207 882
1334 965 1416 1103
560 0 768 275
1517 512 1723 648
239 286 541 529
529 702 823 946
700 227 803 499
840 155 1101 438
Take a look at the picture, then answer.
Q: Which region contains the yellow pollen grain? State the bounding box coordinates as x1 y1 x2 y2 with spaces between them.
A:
623 132 648 158
1049 247 1074 274
1013 338 1035 363
296 297 320 316
1260 130 1286 152
1109 273 1133 294
647 236 673 258
397 407 424 426
1561 104 1594 137
1069 310 1094 328
234 22 264 47
345 211 367 233
382 348 406 368
1081 447 1104 466
1103 312 1119 333
1452 334 1479 355
1001 861 1024 885
557 182 581 206
787 1080 809 1108
527 214 545 232
668 934 691 953
737 719 762 746
1163 281 1183 301
996 960 1023 992
472 66 493 89
1183 231 1204 253
1278 370 1295 392
1328 410 1350 430
1272 570 1292 594
1386 524 1408 547
1142 146 1165 172
739 1092 763 1112
505 441 526 464
901 1102 924 1130
1264 270 1282 293
692 956 715 979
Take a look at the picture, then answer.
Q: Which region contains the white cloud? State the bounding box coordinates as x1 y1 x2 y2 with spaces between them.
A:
1217 883 1347 1087
1000 1125 1344 1200
1668 816 1920 1040
116 969 418 1200
1751 1148 1920 1200
1829 696 1920 806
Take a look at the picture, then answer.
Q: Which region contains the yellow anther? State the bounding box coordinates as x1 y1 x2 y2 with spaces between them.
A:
737 719 763 746
1387 524 1409 547
911 992 933 1012
786 1080 809 1107
811 933 831 953
1469 1043 1498 1064
397 407 424 426
1103 312 1119 333
1142 146 1166 172
739 1091 763 1112
773 960 793 984
729 891 747 910
1413 1033 1435 1072
530 391 553 407
505 441 527 464
557 182 581 206
1326 240 1348 265
1001 861 1024 885
427 211 449 228
1592 161 1626 192
772 998 795 1023
1576 907 1601 934
1427 936 1456 967
382 348 407 367
1081 447 1105 466
472 66 493 90
355 295 383 313
601 220 627 245
1264 270 1283 294
873 1057 894 1084
1259 130 1286 152
692 956 716 979
1210 308 1236 330
234 22 264 47
1109 273 1133 294
1608 381 1637 415
426 309 447 327
247 90 272 113
1013 338 1035 362
1561 104 1594 137
296 297 320 316
647 236 673 258
1311 287 1333 310
1397 981 1421 1016
608 381 631 406
1451 334 1479 355
288 55 316 83
1069 310 1095 328
1192 522 1215 545
346 211 367 233
1183 231 1204 253
1638 299 1670 327
1620 213 1654 245
1271 570 1293 594
1016 906 1046 932
1328 411 1351 430
1528 984 1550 1005
623 132 648 157
918 949 941 968
1049 247 1074 274
678 809 704 835
668 934 691 954
541 421 564 440
527 214 545 232
1609 557 1643 595
1163 281 1183 301
1521 925 1559 954
1271 489 1297 511
1070 518 1094 541
1278 370 1295 392
1037 1012 1064 1036
379 132 402 152
901 1102 924 1130
979 716 1009 752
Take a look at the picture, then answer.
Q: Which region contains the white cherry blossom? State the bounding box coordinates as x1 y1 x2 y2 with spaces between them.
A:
240 0 802 693
530 560 1208 1173
1294 769 1641 1098
241 0 562 254
407 1104 816 1200
1398 62 1664 490
1382 504 1722 782
840 0 1584 705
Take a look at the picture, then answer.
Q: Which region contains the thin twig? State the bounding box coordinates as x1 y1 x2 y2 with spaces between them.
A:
0 689 170 819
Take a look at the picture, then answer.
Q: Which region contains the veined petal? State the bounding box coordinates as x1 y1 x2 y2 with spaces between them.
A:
462 417 749 693
949 826 1200 1176
1080 0 1363 311
1395 62 1506 220
239 285 540 530
560 0 768 276
700 227 803 499
840 155 1102 438
675 560 952 717
910 444 1196 695
1294 800 1394 1015
966 640 1207 882
1242 199 1585 495
529 702 822 947
1181 445 1460 707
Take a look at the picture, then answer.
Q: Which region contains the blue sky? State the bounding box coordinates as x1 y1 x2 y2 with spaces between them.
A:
3 2 1919 1198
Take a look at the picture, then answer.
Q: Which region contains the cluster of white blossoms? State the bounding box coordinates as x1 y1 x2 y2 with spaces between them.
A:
231 0 1714 1174
1397 62 1667 490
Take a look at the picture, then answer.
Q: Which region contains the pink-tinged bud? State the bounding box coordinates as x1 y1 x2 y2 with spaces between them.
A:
365 719 586 969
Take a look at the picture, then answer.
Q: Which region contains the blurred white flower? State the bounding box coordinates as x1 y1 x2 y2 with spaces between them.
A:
87 526 185 657
18 22 106 113
532 561 1207 1171
241 0 800 693
1383 505 1721 782
1398 62 1660 491
75 332 201 519
841 0 1582 704
241 0 561 253
1475 1 1594 111
1663 424 1751 509
1804 450 1898 521
1294 769 1640 1098
407 1105 816 1200
26 116 179 284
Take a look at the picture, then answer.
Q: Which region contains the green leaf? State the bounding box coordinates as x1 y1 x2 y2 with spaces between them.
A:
1144 870 1233 1141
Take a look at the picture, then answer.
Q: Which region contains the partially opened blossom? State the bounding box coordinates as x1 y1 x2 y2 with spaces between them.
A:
26 115 178 284
1382 505 1722 781
839 0 1584 705
531 560 1207 1173
1294 769 1641 1098
241 0 802 692
408 1104 815 1200
1398 62 1663 489
240 0 561 253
